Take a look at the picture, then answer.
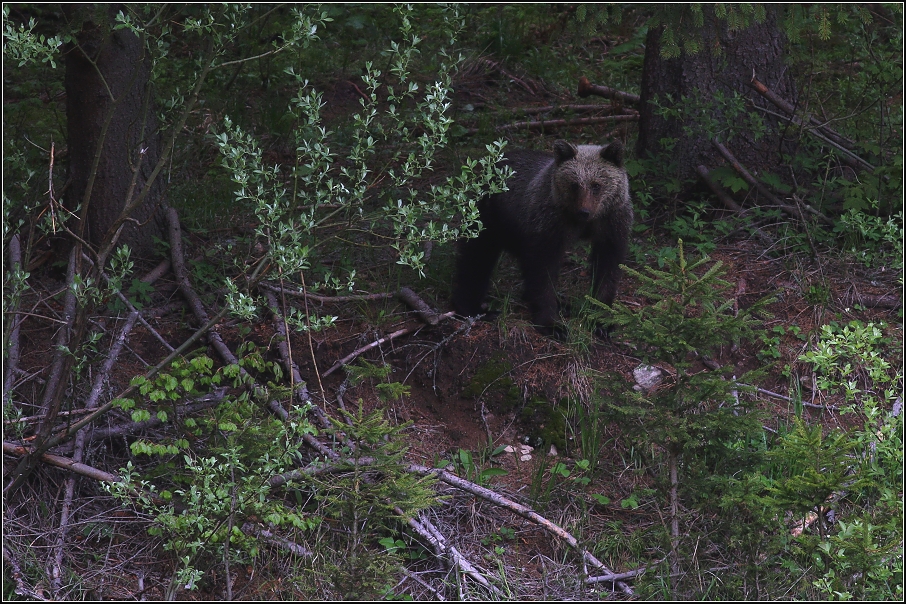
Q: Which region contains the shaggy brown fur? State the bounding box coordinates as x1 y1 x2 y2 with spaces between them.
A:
452 139 632 336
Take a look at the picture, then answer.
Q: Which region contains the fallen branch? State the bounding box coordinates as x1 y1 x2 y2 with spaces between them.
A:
749 95 875 173
494 114 637 133
3 441 175 510
3 546 48 601
167 208 285 416
407 463 634 595
3 234 24 407
519 103 636 115
750 76 858 151
259 281 394 304
476 57 541 96
585 566 649 585
695 165 776 247
846 292 901 310
263 289 312 406
240 522 312 557
321 311 457 378
53 310 139 593
577 76 641 105
6 248 80 495
398 287 440 325
711 139 833 226
4 441 126 484
400 507 502 597
83 252 177 352
76 388 229 444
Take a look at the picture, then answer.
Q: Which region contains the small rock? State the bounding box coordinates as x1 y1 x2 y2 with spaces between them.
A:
548 444 558 456
520 454 532 462
633 364 664 392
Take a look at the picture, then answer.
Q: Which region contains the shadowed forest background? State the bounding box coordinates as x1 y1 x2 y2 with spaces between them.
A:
3 4 903 600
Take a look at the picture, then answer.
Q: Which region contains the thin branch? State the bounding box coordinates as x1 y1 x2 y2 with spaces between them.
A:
321 311 456 378
82 253 175 352
400 507 502 597
259 281 394 303
3 234 24 408
750 76 858 151
263 289 312 409
493 114 637 133
52 310 139 594
711 139 833 226
406 463 634 595
3 546 48 600
695 165 776 247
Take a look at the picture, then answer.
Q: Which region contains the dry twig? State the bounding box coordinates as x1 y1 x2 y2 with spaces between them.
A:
322 312 456 378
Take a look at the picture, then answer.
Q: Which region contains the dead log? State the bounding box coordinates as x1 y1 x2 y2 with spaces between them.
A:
577 76 640 105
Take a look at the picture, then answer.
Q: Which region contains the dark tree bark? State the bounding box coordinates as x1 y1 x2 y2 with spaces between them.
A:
637 6 796 188
63 5 165 260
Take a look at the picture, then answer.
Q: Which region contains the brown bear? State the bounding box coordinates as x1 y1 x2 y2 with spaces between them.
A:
451 139 632 337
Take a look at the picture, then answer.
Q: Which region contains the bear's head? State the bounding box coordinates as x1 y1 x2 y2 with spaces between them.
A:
552 139 629 224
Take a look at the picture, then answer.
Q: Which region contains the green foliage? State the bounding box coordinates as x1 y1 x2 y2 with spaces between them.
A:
835 207 904 276
718 320 903 600
2 5 67 67
651 5 766 58
109 404 320 599
589 240 772 595
651 88 767 145
441 448 509 486
212 4 512 327
316 404 437 599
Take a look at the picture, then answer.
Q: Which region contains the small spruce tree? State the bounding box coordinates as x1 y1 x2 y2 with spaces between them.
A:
588 239 772 583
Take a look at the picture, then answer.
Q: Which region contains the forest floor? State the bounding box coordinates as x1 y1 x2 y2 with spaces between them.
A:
10 216 899 599
6 57 902 599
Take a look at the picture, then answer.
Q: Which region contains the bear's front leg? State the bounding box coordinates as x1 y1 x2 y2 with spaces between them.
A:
452 230 503 317
519 246 565 337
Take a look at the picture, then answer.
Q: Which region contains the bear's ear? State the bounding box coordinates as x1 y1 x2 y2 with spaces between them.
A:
600 141 624 167
553 140 578 164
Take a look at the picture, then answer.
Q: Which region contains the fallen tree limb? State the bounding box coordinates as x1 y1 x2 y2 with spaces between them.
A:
519 103 635 115
259 281 394 304
74 388 229 445
750 101 875 173
407 463 634 595
82 252 178 352
494 114 637 133
846 292 901 310
577 76 641 105
475 57 542 96
3 546 48 601
52 310 139 593
750 76 858 151
711 139 834 226
399 507 502 598
3 234 24 407
695 165 776 247
4 441 125 484
585 566 649 585
263 289 312 406
322 311 457 378
398 287 440 325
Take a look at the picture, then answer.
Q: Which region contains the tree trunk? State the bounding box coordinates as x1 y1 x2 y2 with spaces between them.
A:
637 6 796 189
63 5 164 260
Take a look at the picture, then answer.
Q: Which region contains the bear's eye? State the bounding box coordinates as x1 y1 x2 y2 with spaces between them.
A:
590 182 602 194
570 182 580 193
